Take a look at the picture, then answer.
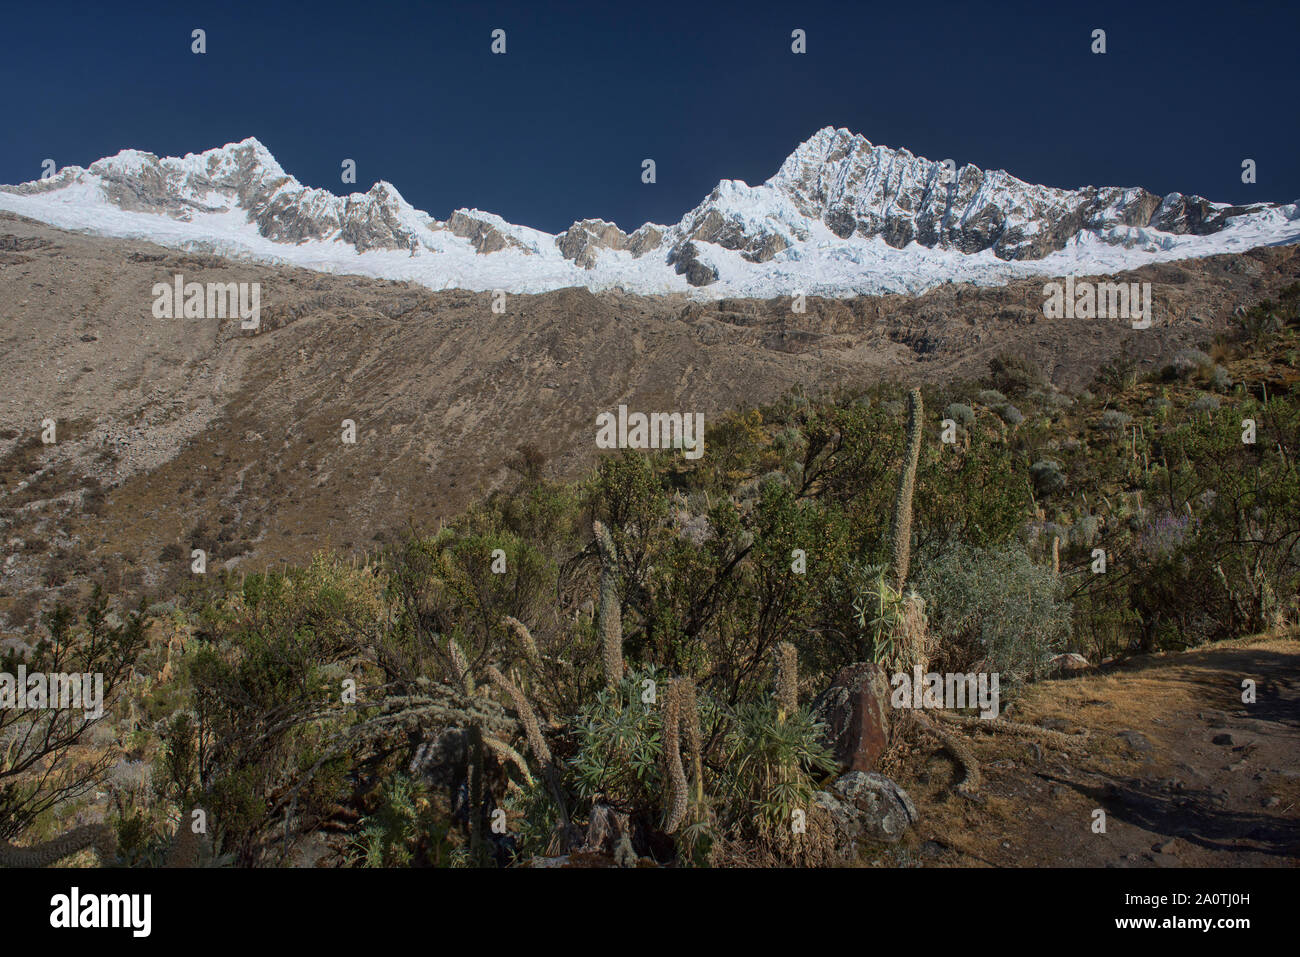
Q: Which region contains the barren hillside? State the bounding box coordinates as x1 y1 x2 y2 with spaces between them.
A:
2 209 1298 618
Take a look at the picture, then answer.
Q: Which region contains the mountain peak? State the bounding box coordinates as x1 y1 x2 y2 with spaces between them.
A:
1 130 1294 297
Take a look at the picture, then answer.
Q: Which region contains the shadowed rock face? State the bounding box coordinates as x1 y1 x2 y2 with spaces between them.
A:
666 241 719 286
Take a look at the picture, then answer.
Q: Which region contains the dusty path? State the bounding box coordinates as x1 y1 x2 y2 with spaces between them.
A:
892 634 1300 867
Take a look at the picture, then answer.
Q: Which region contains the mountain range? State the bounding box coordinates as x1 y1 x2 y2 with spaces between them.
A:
2 127 1297 297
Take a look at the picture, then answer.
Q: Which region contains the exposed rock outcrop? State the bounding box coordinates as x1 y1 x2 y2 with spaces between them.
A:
811 662 894 772
813 771 918 857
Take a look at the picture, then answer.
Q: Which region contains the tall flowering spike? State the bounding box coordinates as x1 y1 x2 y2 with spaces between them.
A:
1051 535 1060 578
662 681 689 834
677 677 704 804
502 616 541 672
593 520 624 691
0 824 116 867
485 665 551 765
448 637 473 694
890 388 924 591
486 664 573 840
900 591 930 674
164 807 200 868
483 734 535 787
776 642 799 722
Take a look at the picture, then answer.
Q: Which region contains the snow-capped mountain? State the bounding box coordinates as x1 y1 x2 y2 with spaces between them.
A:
2 128 1297 298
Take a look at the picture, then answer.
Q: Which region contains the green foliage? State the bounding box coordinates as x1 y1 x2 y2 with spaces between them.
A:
502 780 560 861
917 543 1071 687
720 701 836 837
1128 396 1300 644
352 774 452 867
1030 459 1066 496
988 352 1047 397
49 331 1299 867
943 403 975 428
0 586 146 841
848 564 922 670
570 669 665 814
184 556 381 863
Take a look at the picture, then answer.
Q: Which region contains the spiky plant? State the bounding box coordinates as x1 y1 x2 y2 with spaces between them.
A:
570 667 665 822
678 678 704 805
662 681 689 834
722 701 836 840
502 616 541 673
485 666 549 768
852 564 930 673
593 520 624 691
485 664 572 850
0 824 116 868
163 806 200 868
889 388 923 591
483 735 534 788
448 637 473 694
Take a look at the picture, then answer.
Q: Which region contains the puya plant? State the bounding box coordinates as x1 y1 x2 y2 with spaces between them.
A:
849 388 931 673
719 642 835 849
473 520 641 859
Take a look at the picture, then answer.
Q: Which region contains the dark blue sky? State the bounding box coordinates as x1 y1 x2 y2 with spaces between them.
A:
2 0 1296 233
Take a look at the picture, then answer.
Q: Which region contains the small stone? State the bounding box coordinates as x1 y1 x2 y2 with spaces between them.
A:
1047 652 1090 673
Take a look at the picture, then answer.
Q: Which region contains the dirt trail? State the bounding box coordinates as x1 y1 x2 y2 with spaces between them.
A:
895 634 1300 867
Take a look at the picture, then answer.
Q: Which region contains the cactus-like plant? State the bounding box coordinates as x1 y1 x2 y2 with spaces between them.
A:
448 637 473 694
502 616 541 673
678 677 704 805
485 665 550 766
1051 534 1060 578
662 681 689 834
593 520 624 691
0 824 116 868
163 807 200 868
854 564 930 673
485 664 571 839
890 388 923 591
483 734 534 788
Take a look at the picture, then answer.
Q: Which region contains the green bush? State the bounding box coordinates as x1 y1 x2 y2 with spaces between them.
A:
916 543 1071 687
944 403 975 428
1030 459 1067 496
